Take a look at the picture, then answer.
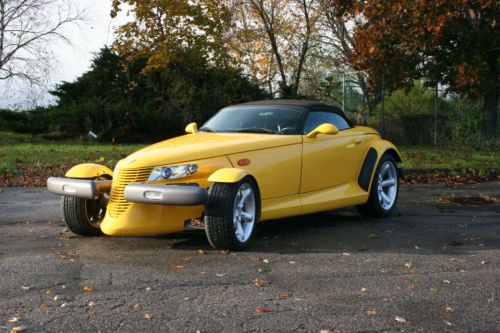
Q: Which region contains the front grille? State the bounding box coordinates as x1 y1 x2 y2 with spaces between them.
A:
108 167 153 217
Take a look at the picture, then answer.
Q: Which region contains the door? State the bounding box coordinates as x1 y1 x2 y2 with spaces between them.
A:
300 111 366 193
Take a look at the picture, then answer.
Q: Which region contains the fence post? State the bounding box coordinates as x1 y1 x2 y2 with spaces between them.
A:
434 84 438 146
380 77 385 136
342 73 346 113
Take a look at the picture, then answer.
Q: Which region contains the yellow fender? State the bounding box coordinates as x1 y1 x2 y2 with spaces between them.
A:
65 163 113 179
208 168 249 183
371 139 402 163
363 140 403 193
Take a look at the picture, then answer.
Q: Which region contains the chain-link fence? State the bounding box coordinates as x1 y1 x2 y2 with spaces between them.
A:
334 72 499 146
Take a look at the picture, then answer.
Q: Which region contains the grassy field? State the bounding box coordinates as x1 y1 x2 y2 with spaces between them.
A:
0 131 498 186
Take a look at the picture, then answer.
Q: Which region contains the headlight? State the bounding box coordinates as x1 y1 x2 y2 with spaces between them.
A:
148 164 198 181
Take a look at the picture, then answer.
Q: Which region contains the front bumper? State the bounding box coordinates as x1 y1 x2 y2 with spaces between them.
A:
124 184 208 206
47 177 207 206
47 177 112 199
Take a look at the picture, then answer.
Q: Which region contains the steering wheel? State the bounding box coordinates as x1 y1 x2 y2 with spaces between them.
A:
278 127 296 134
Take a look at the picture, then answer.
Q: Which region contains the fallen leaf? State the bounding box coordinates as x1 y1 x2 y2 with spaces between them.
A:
444 305 454 314
254 278 265 287
367 308 377 316
381 268 393 274
46 289 52 295
257 268 268 273
216 273 227 277
443 279 451 284
145 287 152 292
444 321 453 326
83 286 94 293
10 326 27 333
60 303 68 308
395 316 408 323
276 291 289 299
88 301 96 307
197 249 207 255
457 268 467 273
144 313 154 319
430 288 438 292
361 288 368 292
21 286 31 290
289 261 296 265
171 263 184 269
342 252 351 256
404 261 415 269
8 317 19 323
255 308 272 313
262 259 270 264
410 282 418 290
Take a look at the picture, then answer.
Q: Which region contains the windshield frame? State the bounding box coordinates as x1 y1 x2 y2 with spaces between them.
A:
199 105 309 135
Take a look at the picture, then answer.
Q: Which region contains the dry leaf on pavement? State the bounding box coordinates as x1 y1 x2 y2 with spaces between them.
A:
444 305 454 314
255 308 272 313
144 313 154 319
395 316 408 323
367 308 377 316
9 327 27 333
83 286 94 293
254 278 265 287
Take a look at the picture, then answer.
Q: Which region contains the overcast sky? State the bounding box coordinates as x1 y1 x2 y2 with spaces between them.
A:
0 0 130 109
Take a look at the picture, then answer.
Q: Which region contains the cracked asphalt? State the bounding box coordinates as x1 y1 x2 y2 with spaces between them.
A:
0 181 499 332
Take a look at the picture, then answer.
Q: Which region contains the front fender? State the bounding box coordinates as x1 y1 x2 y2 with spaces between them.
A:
65 163 113 179
358 139 402 192
208 168 249 183
370 140 402 162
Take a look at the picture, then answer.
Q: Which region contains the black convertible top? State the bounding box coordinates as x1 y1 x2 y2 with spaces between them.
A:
236 99 352 125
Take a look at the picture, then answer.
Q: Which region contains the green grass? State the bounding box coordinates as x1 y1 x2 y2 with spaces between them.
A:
0 132 143 176
0 131 498 177
400 146 499 172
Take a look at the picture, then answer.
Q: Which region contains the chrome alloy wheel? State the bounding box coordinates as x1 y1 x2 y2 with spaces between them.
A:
377 161 398 210
233 183 256 243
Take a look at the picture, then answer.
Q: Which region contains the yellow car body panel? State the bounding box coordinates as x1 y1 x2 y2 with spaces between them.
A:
207 168 249 183
65 163 113 179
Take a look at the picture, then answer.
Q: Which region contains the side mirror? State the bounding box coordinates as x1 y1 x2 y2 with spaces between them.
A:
185 122 198 134
306 123 339 138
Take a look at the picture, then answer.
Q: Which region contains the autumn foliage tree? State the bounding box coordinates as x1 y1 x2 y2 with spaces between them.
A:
335 0 499 139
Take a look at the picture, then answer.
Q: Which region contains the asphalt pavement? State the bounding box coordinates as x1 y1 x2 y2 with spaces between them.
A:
0 182 499 332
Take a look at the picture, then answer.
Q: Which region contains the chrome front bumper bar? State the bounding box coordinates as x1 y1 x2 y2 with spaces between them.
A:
47 177 112 199
124 184 208 206
47 177 207 206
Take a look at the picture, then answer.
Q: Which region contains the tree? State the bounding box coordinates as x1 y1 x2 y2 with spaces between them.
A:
0 0 85 86
227 0 320 97
111 0 231 71
335 0 499 139
317 0 379 116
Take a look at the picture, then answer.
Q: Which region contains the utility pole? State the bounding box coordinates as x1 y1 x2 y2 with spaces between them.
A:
434 84 438 146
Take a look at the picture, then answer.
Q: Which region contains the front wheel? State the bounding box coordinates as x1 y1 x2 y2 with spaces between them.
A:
204 177 260 251
356 154 400 218
62 195 106 236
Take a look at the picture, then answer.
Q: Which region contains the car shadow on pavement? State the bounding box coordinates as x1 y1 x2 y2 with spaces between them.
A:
165 207 500 255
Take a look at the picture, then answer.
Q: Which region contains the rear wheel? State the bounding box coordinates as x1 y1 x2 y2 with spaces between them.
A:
205 177 260 251
62 195 106 236
357 154 399 217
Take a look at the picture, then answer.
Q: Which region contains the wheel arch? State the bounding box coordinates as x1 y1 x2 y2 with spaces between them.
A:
65 163 113 179
207 168 261 205
359 140 402 193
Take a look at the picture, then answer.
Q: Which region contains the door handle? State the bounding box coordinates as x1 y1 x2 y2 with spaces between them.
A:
347 138 363 148
354 139 363 144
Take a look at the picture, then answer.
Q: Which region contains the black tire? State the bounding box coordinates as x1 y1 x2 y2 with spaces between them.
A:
62 196 104 236
356 154 400 218
204 177 260 251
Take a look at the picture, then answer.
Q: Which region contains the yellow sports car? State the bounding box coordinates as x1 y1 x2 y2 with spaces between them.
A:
47 100 402 250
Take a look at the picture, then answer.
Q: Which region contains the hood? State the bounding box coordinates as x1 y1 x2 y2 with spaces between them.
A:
120 132 302 169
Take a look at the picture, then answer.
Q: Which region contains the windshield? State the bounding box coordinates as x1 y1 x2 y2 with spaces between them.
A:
200 106 305 135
